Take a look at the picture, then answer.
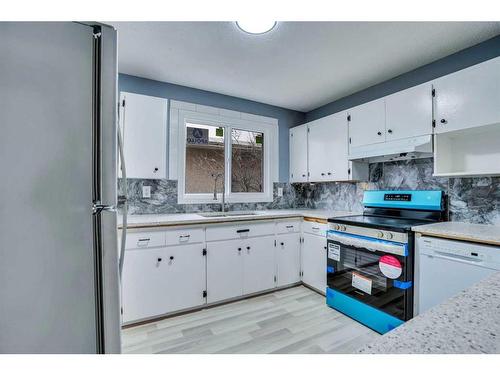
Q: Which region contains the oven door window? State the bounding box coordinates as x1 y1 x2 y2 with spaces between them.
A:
327 239 409 320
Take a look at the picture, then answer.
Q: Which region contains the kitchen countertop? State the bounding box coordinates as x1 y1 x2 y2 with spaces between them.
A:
413 222 500 246
358 271 500 354
118 209 359 229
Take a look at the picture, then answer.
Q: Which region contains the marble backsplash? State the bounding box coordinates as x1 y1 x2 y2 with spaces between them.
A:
297 158 500 225
117 179 304 215
118 158 500 225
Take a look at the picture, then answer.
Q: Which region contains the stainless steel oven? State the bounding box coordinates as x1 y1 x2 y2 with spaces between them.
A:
325 190 445 334
327 227 414 327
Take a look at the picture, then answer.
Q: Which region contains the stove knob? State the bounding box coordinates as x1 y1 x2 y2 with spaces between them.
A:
377 231 384 239
334 224 340 231
341 225 347 231
386 232 394 240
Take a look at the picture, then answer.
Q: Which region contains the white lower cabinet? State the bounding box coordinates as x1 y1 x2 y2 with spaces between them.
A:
206 239 244 303
207 236 276 303
121 243 206 323
276 233 301 287
122 218 331 324
242 236 276 295
301 232 327 293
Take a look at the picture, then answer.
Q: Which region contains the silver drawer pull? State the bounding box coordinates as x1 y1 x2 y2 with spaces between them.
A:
312 227 320 230
286 225 294 228
179 234 191 242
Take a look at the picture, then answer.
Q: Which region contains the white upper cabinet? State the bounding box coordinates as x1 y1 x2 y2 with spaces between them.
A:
347 98 386 148
120 92 167 179
308 112 358 182
385 83 433 140
289 124 308 182
433 57 500 134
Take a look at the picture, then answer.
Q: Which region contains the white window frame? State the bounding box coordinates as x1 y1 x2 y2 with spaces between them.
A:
169 100 278 204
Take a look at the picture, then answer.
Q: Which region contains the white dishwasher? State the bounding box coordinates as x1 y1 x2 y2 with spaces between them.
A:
415 235 500 315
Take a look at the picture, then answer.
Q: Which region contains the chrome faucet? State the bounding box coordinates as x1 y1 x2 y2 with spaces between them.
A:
212 173 226 213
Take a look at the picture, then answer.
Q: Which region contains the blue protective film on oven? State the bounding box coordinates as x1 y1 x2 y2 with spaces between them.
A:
393 280 413 290
326 288 404 334
327 230 408 256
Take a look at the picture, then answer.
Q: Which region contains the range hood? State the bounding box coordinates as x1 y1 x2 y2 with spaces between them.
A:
348 135 433 163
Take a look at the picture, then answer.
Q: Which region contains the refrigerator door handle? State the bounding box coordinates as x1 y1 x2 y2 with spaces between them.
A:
92 203 116 215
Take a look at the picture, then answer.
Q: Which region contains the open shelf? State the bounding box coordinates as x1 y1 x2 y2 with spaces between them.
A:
434 123 500 177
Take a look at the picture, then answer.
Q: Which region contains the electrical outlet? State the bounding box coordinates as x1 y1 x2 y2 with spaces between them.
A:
142 186 151 198
277 187 283 197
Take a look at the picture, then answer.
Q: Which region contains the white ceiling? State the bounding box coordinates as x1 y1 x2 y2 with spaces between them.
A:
112 22 500 112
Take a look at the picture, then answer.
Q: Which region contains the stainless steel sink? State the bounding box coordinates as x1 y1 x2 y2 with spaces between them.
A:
198 211 258 218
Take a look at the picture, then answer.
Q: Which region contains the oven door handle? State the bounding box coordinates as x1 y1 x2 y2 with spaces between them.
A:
328 231 408 257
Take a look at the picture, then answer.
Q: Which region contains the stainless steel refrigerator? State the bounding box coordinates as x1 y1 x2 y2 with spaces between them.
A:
0 22 121 353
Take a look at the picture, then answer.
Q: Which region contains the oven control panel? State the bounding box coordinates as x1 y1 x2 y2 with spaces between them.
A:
329 223 408 244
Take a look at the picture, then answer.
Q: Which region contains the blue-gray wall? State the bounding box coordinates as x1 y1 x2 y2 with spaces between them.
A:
306 34 500 122
119 74 305 182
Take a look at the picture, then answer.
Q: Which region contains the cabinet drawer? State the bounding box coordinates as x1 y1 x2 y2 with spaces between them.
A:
165 227 204 246
276 219 301 234
206 221 274 242
302 220 327 236
126 231 166 250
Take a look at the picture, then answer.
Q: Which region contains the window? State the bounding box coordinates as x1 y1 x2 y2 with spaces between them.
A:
170 101 278 204
185 123 225 194
231 128 264 193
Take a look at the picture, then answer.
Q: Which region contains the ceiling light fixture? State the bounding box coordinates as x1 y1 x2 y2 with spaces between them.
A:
235 21 277 35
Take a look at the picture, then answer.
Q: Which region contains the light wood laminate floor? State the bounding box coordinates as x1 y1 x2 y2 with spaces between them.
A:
121 286 379 354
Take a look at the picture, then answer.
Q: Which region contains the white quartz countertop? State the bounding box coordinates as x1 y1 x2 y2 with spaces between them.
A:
358 271 500 354
412 221 500 246
118 209 358 229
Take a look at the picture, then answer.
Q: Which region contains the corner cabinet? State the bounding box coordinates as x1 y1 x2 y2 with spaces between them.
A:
433 57 500 135
119 92 168 179
289 124 309 182
432 56 500 177
121 235 206 324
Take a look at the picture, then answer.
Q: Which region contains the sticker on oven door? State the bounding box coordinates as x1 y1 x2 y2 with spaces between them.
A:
379 255 402 279
352 272 372 295
327 243 340 261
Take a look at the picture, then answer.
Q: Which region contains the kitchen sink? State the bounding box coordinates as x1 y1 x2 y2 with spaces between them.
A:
198 211 258 218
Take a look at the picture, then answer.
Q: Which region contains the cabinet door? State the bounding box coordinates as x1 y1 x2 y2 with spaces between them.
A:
433 57 500 134
308 112 350 182
348 98 386 148
206 239 243 303
122 248 170 323
289 124 308 182
276 233 301 287
301 233 327 293
385 83 433 141
120 92 167 179
242 236 276 295
163 244 206 313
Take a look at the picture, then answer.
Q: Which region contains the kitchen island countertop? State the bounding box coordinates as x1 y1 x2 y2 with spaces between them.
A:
358 271 500 354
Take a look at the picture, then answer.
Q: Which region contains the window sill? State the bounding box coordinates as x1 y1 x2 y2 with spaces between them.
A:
178 193 273 205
